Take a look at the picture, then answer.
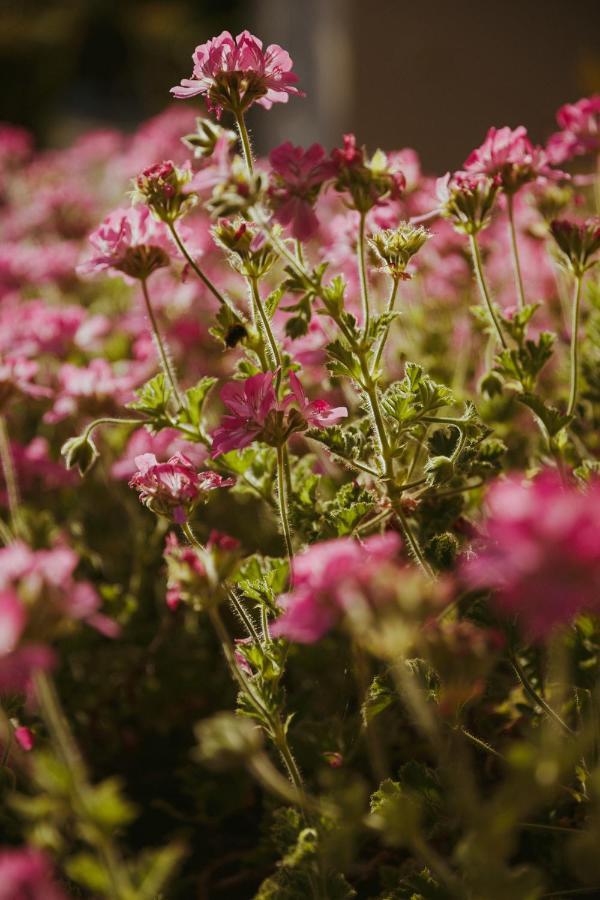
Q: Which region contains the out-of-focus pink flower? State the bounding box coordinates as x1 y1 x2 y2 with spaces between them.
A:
14 726 34 752
211 371 279 457
0 123 32 169
0 590 54 693
0 541 118 641
268 142 335 240
547 95 600 164
271 534 401 642
44 358 139 424
0 847 66 900
0 590 26 656
284 371 347 428
464 126 557 191
170 31 304 117
77 206 173 280
130 452 233 523
462 472 600 640
0 299 106 359
163 531 206 610
0 358 51 410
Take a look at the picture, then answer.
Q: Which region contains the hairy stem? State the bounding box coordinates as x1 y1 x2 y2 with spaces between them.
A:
506 192 526 310
567 273 584 418
357 210 371 333
277 445 294 567
372 276 400 373
469 233 508 349
234 110 254 176
140 278 184 408
511 655 575 738
168 221 229 307
0 415 24 539
249 276 282 370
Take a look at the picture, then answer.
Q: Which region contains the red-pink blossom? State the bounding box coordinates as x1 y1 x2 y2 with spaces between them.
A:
284 371 348 428
268 142 335 240
112 427 208 480
129 452 234 523
77 205 173 280
271 534 401 643
211 371 279 457
547 95 600 164
14 726 35 752
170 31 304 117
462 472 600 640
464 126 557 191
0 847 66 900
44 358 140 424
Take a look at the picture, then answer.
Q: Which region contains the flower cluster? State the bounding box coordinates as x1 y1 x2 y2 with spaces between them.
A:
129 452 234 522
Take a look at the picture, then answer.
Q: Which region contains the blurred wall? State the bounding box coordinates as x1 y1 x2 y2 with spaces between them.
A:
0 0 599 173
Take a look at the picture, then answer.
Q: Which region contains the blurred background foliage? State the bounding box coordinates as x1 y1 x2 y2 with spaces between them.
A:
1 0 599 170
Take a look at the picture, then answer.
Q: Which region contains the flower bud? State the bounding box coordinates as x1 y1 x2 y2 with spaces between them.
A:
438 171 499 235
132 160 196 224
212 218 277 278
425 455 455 485
550 217 600 276
61 432 99 476
182 118 237 159
479 370 504 398
369 223 430 277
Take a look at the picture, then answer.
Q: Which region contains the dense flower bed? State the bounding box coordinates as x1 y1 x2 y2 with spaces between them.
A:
1 28 600 898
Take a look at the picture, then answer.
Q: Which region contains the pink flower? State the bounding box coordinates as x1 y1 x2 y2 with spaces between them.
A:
462 472 600 640
77 206 173 280
285 371 347 428
0 590 54 693
129 452 233 522
14 726 35 752
163 531 206 610
170 31 304 117
112 427 208 480
464 126 557 192
547 95 600 164
271 534 401 643
0 357 50 410
268 142 335 240
211 371 278 457
0 847 66 900
44 358 139 424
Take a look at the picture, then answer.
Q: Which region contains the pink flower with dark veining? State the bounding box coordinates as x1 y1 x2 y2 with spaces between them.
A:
464 126 557 192
271 534 401 643
547 95 600 164
211 371 279 457
284 371 348 428
130 452 234 523
112 427 208 480
462 472 600 640
268 142 335 240
0 847 67 900
77 205 173 280
170 31 304 117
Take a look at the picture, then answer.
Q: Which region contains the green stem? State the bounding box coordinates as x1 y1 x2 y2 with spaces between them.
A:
567 273 584 418
83 417 142 442
227 589 262 645
234 110 254 176
357 211 371 333
372 276 400 373
276 445 294 566
0 415 24 539
168 221 229 308
249 276 281 370
511 655 575 738
33 671 131 899
140 278 184 408
506 192 526 310
352 642 388 781
469 233 508 350
394 501 435 579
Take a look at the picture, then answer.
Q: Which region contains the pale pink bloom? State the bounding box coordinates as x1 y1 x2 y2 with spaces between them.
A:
0 357 51 409
0 299 93 359
464 126 557 189
271 534 401 643
211 371 279 457
130 452 233 523
462 473 600 640
77 205 172 279
170 30 304 116
112 427 207 480
14 726 34 752
547 95 600 164
0 242 80 296
285 371 347 428
0 123 32 168
0 847 67 900
44 358 139 423
268 142 335 240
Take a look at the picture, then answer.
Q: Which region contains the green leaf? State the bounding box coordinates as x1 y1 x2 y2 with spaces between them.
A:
127 374 173 432
326 339 363 380
82 778 137 831
177 376 217 433
518 393 571 437
66 853 111 894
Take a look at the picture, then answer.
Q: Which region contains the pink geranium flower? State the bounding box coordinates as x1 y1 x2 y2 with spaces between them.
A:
268 142 335 240
211 371 279 457
0 357 51 410
547 95 600 164
0 847 67 900
170 31 304 117
77 206 173 280
464 126 557 192
271 534 401 643
44 358 139 424
285 371 348 428
462 472 600 640
129 452 234 523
